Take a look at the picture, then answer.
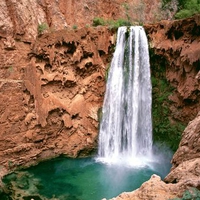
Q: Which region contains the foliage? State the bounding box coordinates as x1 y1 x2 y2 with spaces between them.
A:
175 0 200 19
8 66 13 73
107 19 131 30
38 22 49 35
92 17 131 30
72 25 78 30
162 0 172 5
97 107 103 124
92 17 106 26
105 64 110 82
150 52 185 151
8 160 13 170
170 187 200 200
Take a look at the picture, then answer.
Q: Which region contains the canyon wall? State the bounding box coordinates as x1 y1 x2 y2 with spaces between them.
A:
145 14 200 150
0 0 165 41
0 27 115 177
146 15 200 123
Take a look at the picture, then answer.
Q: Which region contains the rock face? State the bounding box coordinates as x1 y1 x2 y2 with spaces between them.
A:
0 0 174 40
165 111 200 188
109 175 180 200
145 15 200 123
109 15 200 200
0 27 115 176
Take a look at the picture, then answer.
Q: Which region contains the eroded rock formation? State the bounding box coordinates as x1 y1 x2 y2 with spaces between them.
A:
0 27 115 177
165 111 200 188
0 0 174 178
145 15 200 123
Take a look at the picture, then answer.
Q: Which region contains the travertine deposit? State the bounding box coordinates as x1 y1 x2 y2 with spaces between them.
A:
145 14 200 123
0 27 115 176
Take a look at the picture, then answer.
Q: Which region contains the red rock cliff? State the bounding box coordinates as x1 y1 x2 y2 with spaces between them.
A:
111 15 200 200
0 0 170 40
0 27 115 176
145 15 200 123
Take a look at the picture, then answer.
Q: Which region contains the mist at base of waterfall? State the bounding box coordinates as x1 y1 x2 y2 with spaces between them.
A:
96 142 173 177
3 144 172 200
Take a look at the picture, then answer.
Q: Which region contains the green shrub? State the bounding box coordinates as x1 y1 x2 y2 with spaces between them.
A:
151 75 184 151
92 17 131 30
175 0 200 18
170 187 200 200
72 25 78 30
162 0 172 5
150 52 186 151
38 23 49 35
8 65 13 72
108 19 131 30
105 64 110 81
92 17 106 26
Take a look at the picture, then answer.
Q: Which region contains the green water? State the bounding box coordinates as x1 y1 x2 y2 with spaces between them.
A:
3 153 171 200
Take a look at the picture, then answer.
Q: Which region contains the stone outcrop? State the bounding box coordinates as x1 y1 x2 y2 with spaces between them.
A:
145 14 200 123
0 27 115 177
165 111 200 188
109 175 181 200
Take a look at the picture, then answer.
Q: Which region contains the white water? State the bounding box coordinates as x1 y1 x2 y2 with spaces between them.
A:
97 26 153 166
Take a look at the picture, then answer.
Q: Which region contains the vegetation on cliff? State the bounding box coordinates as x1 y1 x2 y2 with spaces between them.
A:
150 52 186 151
175 0 200 19
171 187 200 200
92 17 131 30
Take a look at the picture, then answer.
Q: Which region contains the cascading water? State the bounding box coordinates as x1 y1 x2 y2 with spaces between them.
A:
98 26 153 166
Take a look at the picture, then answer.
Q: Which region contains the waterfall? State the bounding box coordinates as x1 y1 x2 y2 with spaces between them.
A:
97 26 152 166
